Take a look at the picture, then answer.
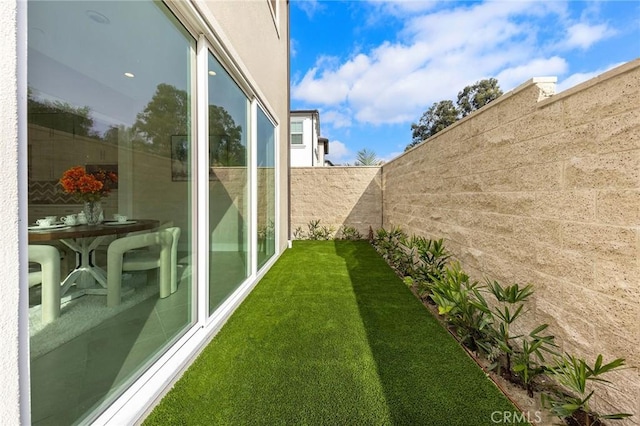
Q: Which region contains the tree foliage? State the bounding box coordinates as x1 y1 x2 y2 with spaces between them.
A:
134 83 189 156
457 78 503 118
209 105 245 166
354 148 381 166
406 78 503 151
407 100 459 151
27 88 97 138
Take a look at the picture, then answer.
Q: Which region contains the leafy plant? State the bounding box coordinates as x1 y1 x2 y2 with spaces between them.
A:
412 238 450 301
542 354 632 425
475 280 534 380
338 225 362 240
510 324 558 397
306 220 334 240
372 227 409 274
429 262 492 354
292 226 305 240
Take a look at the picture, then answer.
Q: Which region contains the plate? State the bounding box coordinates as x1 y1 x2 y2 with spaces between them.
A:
103 220 137 226
28 224 71 231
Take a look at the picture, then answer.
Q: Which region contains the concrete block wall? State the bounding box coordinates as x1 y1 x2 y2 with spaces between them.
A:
290 166 382 238
382 60 640 421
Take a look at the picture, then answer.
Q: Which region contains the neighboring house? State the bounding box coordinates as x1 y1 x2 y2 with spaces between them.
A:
290 110 329 167
1 1 289 424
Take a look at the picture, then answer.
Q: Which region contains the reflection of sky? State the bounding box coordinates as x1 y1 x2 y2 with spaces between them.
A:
257 108 275 167
28 1 194 135
208 54 248 148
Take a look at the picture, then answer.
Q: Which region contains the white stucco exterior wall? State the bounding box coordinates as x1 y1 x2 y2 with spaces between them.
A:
291 112 324 167
290 116 314 167
0 0 28 423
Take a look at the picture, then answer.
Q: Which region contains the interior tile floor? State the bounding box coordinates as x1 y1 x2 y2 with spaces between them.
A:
29 249 252 425
30 267 192 425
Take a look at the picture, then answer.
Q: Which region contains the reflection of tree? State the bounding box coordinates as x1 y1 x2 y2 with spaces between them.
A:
133 84 245 165
103 124 142 147
134 83 188 156
27 87 98 138
209 105 245 166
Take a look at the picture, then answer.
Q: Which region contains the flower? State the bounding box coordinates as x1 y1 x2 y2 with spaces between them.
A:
59 166 118 202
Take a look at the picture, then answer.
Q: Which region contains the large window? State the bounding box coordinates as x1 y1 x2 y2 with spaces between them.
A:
25 1 281 422
27 1 195 424
208 52 250 314
257 108 276 269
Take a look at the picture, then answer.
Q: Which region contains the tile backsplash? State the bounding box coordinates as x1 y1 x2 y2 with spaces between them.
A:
29 180 76 204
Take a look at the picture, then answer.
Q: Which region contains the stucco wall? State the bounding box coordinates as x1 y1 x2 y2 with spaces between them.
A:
290 166 382 237
382 60 640 419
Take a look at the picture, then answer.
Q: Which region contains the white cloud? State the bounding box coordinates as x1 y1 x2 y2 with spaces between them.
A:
290 38 297 58
496 57 568 92
321 109 352 129
294 0 325 19
291 1 628 131
563 23 616 50
556 62 625 93
292 1 573 126
325 140 352 164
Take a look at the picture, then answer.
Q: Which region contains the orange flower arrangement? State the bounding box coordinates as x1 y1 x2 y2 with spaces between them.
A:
59 166 118 202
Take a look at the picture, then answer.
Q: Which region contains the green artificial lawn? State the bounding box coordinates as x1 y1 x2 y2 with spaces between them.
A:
145 241 528 425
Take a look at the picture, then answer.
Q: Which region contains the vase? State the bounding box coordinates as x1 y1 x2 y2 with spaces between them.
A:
83 200 103 225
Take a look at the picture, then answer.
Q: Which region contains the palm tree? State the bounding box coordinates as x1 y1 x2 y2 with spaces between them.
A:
354 148 381 166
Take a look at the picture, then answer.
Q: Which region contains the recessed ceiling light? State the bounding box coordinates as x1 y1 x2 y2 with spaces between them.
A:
124 72 135 78
208 71 217 76
86 10 110 25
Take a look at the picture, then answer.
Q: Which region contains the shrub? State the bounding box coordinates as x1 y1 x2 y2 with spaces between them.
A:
429 262 492 354
542 354 632 425
337 225 363 240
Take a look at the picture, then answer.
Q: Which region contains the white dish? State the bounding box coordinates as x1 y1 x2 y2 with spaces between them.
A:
103 220 137 226
28 224 71 231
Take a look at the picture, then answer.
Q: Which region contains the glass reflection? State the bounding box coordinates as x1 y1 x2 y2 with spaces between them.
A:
208 53 250 314
257 108 276 269
27 1 194 423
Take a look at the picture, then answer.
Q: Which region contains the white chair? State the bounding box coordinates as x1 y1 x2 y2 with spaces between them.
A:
28 245 61 324
106 227 181 307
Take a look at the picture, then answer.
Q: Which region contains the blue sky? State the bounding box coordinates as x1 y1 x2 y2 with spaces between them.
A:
289 0 640 164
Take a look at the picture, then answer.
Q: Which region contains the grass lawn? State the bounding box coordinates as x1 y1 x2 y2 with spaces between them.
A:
144 240 528 425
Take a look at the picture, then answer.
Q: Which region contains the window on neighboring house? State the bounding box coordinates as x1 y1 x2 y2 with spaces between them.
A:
290 121 303 144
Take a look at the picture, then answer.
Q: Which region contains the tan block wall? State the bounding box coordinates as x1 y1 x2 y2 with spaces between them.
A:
382 60 640 421
290 166 382 237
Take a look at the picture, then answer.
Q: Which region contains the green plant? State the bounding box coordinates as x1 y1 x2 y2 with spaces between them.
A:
429 262 492 354
306 220 335 240
338 225 362 240
542 354 632 425
372 227 409 274
412 238 450 301
475 280 534 380
510 324 558 397
293 226 305 240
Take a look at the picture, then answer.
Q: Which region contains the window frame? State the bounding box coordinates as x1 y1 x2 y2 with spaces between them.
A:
290 120 304 145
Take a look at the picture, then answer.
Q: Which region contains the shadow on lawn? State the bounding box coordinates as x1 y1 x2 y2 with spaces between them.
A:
333 240 528 426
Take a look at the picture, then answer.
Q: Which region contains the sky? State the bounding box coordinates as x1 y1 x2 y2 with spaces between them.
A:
289 0 640 165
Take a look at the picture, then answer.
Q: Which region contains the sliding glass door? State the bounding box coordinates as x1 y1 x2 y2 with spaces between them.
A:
257 108 276 269
27 1 280 422
207 53 251 314
27 1 195 423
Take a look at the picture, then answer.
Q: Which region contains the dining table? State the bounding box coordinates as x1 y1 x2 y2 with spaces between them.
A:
28 219 160 299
